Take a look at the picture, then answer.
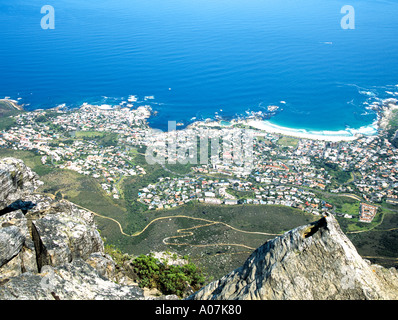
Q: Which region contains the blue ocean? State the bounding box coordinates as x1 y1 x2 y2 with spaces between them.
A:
0 0 398 132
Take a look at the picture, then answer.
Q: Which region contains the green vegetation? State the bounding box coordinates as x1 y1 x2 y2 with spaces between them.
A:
314 159 351 185
277 136 299 148
75 131 107 138
130 253 206 297
0 101 23 130
315 192 383 233
389 109 398 128
0 148 129 248
0 116 17 131
76 130 119 147
387 109 398 147
226 188 254 200
0 149 54 176
121 150 197 231
0 101 21 115
341 210 398 268
341 201 360 216
104 243 131 266
115 202 317 278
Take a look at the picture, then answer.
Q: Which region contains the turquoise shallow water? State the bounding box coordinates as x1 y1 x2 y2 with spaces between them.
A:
0 0 397 132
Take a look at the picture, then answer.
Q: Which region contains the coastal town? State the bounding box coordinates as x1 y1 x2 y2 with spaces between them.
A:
0 98 397 223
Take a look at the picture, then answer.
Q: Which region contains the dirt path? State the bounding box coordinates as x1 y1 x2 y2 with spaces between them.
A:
74 202 279 249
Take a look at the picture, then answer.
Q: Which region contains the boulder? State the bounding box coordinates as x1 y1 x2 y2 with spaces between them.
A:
32 210 104 271
0 209 38 275
0 158 41 210
0 226 25 268
0 259 144 300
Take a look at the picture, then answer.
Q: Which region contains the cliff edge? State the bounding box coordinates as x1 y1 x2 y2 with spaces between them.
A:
0 157 144 300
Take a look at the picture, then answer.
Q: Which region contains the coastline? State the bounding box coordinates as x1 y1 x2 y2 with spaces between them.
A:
187 115 378 142
3 93 397 143
188 97 398 142
0 98 24 111
243 119 376 142
378 98 398 130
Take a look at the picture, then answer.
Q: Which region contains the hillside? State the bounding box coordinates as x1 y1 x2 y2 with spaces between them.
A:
0 100 23 131
2 157 398 300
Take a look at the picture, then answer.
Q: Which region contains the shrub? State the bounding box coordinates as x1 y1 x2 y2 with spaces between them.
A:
130 253 206 298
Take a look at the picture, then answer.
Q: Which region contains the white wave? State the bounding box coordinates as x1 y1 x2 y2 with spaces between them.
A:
246 120 378 142
359 91 375 96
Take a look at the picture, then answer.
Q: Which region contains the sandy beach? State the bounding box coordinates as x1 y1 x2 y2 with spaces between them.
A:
185 117 378 142
245 120 367 142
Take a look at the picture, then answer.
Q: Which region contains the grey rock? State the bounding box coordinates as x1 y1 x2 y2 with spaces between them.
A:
0 226 25 268
32 210 104 271
0 252 23 281
187 214 398 300
0 158 41 210
86 252 117 280
0 210 32 247
0 210 38 274
0 157 146 300
0 259 144 300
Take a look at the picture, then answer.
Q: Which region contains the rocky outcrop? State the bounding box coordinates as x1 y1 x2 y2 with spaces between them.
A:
0 259 142 300
0 226 25 268
32 206 104 271
0 157 144 300
187 214 398 300
0 158 41 210
0 259 143 300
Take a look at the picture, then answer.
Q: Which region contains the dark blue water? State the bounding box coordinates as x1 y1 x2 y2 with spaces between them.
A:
1 0 398 131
